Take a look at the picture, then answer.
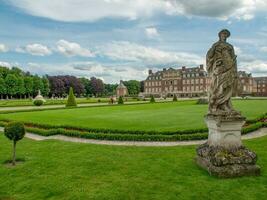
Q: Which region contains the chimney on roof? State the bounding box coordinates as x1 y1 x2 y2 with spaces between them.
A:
199 64 204 69
148 69 152 75
182 66 186 70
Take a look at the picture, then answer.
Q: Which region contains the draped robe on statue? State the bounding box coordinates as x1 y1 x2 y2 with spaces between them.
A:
206 41 238 115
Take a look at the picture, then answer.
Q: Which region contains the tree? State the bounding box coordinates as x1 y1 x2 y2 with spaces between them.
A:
42 77 50 97
17 77 25 98
140 81 144 93
48 76 65 97
66 87 77 107
80 77 92 96
32 76 44 96
0 77 6 99
90 77 104 97
4 122 25 166
5 74 18 98
123 80 141 96
24 76 33 98
173 94 178 102
118 96 124 104
104 83 117 96
150 95 155 103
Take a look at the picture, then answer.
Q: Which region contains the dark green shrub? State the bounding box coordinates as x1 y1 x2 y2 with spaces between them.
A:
66 87 77 107
118 96 124 104
150 95 155 103
4 122 25 166
173 94 177 102
33 99 44 106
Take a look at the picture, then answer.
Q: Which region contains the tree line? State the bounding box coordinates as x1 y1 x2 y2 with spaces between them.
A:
0 66 143 99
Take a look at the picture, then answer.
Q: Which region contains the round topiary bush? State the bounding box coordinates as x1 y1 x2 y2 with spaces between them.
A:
4 122 25 166
66 87 77 107
33 99 44 106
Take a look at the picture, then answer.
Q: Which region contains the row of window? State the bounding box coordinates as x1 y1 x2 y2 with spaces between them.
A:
145 86 205 93
145 78 205 86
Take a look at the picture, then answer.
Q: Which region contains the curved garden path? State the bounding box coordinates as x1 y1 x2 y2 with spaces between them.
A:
1 127 267 146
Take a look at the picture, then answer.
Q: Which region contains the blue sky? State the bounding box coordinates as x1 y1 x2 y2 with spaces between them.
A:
0 0 267 83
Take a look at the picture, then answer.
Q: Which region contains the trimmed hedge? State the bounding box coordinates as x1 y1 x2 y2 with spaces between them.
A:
21 126 209 141
0 114 266 142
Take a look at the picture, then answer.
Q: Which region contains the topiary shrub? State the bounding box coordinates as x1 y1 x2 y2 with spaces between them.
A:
118 96 124 104
150 95 155 103
4 122 25 166
66 87 77 107
33 99 44 106
173 94 178 102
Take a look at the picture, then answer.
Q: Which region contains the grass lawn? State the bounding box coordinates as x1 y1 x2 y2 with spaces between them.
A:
1 100 267 131
0 133 267 200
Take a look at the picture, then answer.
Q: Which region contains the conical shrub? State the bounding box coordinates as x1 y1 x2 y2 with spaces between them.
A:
150 95 155 103
118 96 124 104
173 94 177 102
66 87 77 107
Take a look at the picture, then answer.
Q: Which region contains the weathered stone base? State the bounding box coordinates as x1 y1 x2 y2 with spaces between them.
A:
196 143 260 178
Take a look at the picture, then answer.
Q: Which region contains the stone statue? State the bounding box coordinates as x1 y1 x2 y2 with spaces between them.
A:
195 29 260 178
206 29 239 115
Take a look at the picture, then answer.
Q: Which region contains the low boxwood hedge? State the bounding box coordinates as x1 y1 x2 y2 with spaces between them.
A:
0 114 266 142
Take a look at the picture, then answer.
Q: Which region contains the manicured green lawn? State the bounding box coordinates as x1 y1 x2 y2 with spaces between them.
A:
1 100 267 131
0 133 266 200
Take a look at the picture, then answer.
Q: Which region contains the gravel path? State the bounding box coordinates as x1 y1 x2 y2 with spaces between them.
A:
0 127 266 147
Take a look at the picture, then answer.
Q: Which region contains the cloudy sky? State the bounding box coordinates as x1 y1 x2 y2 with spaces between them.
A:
0 0 267 83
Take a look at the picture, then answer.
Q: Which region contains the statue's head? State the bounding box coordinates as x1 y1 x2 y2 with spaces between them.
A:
218 29 230 41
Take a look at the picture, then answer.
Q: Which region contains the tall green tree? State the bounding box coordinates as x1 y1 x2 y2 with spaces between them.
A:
80 77 92 96
5 74 18 98
42 77 50 97
123 80 141 96
17 77 25 98
32 76 44 96
0 77 6 99
24 76 33 98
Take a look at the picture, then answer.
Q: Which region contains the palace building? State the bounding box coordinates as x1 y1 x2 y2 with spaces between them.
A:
142 65 267 97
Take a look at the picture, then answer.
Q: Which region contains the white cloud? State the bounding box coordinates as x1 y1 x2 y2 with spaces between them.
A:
168 0 267 20
7 0 267 22
0 61 11 67
0 61 19 68
145 27 159 38
239 60 267 76
25 61 147 83
98 41 203 67
260 46 267 52
0 44 8 52
56 40 94 57
16 43 52 56
7 0 168 22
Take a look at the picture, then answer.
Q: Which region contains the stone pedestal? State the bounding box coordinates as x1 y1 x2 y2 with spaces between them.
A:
196 114 260 178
